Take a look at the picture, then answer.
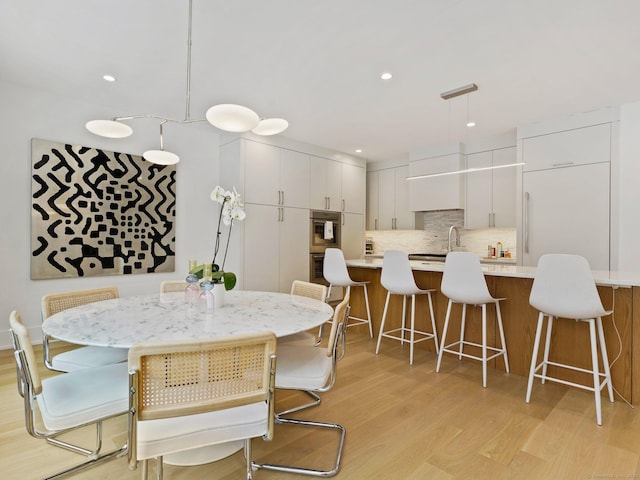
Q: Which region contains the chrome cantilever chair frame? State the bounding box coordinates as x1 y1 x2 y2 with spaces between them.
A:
253 300 350 477
10 311 128 480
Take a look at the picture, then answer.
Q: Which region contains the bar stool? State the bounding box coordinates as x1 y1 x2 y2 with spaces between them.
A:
435 252 509 387
323 248 373 338
525 253 614 426
375 250 438 365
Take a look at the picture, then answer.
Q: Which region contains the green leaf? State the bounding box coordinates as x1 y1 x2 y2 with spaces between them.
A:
223 272 237 290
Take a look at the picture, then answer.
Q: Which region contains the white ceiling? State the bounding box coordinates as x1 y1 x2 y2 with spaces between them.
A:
2 0 640 161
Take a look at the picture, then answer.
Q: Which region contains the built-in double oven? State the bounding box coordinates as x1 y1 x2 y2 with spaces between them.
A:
309 210 341 286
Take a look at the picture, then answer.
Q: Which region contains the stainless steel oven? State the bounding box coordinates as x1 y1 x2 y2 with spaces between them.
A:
310 210 341 253
309 210 341 289
309 253 327 285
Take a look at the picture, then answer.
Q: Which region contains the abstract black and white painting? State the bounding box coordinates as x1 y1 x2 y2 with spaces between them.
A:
31 138 176 279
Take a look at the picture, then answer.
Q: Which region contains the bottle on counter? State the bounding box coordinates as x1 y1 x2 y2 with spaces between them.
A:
497 242 503 258
198 280 215 315
487 244 493 258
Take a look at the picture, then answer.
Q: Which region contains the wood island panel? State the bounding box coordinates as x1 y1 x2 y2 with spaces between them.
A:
347 266 636 404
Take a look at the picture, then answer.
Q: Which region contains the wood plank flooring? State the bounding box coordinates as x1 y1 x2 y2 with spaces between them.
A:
2 334 640 479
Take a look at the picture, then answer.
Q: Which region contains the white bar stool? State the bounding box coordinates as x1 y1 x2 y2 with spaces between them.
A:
525 253 614 426
324 248 373 338
436 252 509 388
375 250 438 365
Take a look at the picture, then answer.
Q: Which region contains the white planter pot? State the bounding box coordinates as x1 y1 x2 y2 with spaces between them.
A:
213 283 226 308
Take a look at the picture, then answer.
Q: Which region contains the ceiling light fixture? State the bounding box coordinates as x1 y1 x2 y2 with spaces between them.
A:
85 0 288 164
102 74 116 82
380 72 393 80
407 83 524 180
407 162 525 180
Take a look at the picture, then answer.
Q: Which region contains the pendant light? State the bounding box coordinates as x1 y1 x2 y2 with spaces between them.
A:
407 83 525 180
85 0 288 164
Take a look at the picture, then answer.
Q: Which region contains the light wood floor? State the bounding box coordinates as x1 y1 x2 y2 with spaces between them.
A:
2 334 640 480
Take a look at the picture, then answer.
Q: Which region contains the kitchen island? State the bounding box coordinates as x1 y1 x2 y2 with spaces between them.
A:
346 257 640 405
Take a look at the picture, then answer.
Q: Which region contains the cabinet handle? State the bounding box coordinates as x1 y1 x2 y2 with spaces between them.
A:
488 213 492 227
492 212 496 227
342 199 345 212
552 162 574 168
342 213 345 226
524 192 530 254
375 218 378 230
327 197 331 210
281 190 285 205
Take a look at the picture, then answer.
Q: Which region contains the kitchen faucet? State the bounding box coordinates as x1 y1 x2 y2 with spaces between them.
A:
448 225 460 253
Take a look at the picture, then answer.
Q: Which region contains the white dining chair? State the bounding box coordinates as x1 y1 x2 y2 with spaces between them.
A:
254 294 350 477
525 253 614 425
9 310 129 479
375 250 439 365
436 252 509 387
159 279 188 293
41 286 129 372
278 280 328 346
324 247 374 338
128 332 277 480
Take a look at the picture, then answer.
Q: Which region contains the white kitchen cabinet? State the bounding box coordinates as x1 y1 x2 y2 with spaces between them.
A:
341 162 365 214
522 162 610 270
408 154 464 211
522 123 611 172
341 212 364 259
367 165 413 230
309 155 342 211
465 146 516 229
242 203 309 293
366 171 379 230
244 140 309 208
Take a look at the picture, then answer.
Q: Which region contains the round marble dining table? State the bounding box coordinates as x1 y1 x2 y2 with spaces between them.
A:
42 289 334 349
42 289 334 467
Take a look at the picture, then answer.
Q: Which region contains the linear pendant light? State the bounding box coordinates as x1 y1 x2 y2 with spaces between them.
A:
85 0 288 164
407 83 523 180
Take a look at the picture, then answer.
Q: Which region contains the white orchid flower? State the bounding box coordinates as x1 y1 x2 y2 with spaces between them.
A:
210 185 227 204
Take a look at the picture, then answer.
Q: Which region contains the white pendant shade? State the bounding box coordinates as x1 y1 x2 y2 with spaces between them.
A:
86 119 133 138
143 150 180 165
252 118 289 136
205 104 260 132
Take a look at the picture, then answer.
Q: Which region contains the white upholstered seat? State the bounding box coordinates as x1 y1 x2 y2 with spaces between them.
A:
128 332 277 480
9 310 128 479
42 286 128 372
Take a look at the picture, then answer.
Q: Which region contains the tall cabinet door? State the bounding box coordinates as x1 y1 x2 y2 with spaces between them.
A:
242 203 280 291
522 162 610 270
366 171 379 230
244 141 281 206
279 207 310 292
377 169 396 230
465 151 493 229
341 213 364 259
280 150 309 208
492 147 516 228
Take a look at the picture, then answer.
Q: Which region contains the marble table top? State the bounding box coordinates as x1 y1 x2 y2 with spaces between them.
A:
42 290 334 349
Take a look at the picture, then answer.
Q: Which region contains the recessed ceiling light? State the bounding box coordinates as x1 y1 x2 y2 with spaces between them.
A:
380 72 392 81
466 121 476 127
355 149 362 153
102 74 116 82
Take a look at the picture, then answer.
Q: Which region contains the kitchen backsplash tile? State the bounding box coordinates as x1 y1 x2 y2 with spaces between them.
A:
365 209 516 259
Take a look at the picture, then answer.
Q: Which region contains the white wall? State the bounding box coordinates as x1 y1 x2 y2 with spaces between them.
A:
0 80 220 347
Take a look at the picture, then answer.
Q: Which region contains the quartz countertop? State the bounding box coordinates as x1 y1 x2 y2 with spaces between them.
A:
348 258 640 288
